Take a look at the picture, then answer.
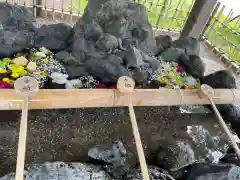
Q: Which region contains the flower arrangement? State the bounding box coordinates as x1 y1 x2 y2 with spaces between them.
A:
151 61 201 89
0 47 66 89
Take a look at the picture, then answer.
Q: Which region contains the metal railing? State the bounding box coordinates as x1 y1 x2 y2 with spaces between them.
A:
202 2 240 64
137 0 195 33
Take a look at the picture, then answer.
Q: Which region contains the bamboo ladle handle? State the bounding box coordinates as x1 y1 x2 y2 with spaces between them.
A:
14 76 39 180
117 76 150 180
199 84 240 159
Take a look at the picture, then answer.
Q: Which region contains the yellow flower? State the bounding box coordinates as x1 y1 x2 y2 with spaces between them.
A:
9 64 18 70
0 68 7 74
11 72 20 78
2 78 11 84
2 57 11 63
43 57 49 63
9 64 28 77
41 71 47 76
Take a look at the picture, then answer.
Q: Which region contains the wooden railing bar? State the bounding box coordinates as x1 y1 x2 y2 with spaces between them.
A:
0 88 238 110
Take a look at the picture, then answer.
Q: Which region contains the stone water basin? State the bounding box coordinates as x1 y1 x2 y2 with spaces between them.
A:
0 106 230 177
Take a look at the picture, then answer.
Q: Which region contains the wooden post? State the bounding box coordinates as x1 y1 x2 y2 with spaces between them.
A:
117 76 150 180
180 0 218 39
14 77 39 180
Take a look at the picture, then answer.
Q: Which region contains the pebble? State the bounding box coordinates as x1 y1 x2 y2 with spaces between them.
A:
12 56 28 66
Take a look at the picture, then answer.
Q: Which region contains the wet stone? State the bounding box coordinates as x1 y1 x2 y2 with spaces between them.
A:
66 65 90 79
187 163 240 180
88 141 130 178
201 70 237 89
173 37 200 56
86 56 130 84
0 3 36 31
157 140 196 171
34 23 72 51
96 33 119 51
129 166 175 180
0 162 112 180
161 47 185 63
54 51 70 63
124 46 143 68
179 55 205 79
155 35 173 53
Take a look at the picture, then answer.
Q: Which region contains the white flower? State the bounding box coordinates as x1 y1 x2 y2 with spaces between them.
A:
50 72 68 84
35 51 46 58
65 79 82 89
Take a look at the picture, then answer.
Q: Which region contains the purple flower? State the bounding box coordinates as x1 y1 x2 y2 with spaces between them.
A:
173 85 180 89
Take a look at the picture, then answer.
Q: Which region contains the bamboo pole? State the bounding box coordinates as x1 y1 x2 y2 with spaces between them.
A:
0 88 239 110
199 84 240 159
117 76 150 180
14 77 39 180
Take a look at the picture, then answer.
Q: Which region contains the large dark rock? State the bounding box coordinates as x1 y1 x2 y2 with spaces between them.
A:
122 38 139 49
72 35 105 62
88 141 130 179
173 37 200 56
66 65 90 79
86 56 130 84
201 70 239 136
124 46 143 68
161 47 185 63
141 52 160 72
83 19 103 40
221 145 240 167
0 3 36 56
96 33 119 51
217 104 240 136
155 35 173 53
157 140 196 171
179 55 205 78
0 30 34 56
187 163 240 180
131 68 149 85
0 3 35 31
71 0 159 85
54 51 71 63
0 162 112 180
74 0 158 54
201 70 237 89
34 23 72 51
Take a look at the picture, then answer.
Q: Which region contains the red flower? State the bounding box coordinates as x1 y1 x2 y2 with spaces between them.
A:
109 85 117 89
0 82 10 89
95 83 107 89
96 84 117 89
176 65 184 73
